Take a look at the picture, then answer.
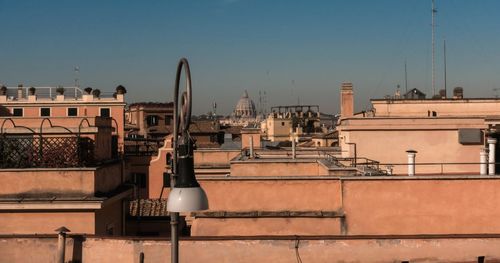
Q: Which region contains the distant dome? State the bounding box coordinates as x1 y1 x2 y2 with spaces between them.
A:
234 90 256 118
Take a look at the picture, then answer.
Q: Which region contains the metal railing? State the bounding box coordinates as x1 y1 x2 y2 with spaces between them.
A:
124 137 163 156
0 135 94 168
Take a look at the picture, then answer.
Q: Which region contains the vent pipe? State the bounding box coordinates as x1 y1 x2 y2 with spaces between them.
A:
488 137 497 175
292 137 296 159
249 136 254 159
407 150 417 176
480 148 488 175
55 227 70 263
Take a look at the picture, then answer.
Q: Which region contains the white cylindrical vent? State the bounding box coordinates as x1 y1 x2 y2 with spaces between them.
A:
488 138 497 175
480 148 488 175
249 136 254 158
407 150 417 176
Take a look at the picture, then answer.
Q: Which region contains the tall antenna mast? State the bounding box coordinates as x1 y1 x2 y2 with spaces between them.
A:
74 66 80 87
431 0 437 96
404 59 408 93
443 39 447 98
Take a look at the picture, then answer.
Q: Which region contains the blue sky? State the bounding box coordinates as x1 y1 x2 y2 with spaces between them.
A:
0 0 499 114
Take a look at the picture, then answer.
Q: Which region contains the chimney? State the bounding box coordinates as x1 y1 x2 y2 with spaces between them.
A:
406 150 417 176
340 82 354 118
17 84 23 99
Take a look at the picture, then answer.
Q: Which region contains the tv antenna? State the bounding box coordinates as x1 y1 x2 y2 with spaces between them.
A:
431 0 437 96
74 66 80 88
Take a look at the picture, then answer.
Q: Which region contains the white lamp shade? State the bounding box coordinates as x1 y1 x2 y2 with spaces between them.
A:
167 187 209 212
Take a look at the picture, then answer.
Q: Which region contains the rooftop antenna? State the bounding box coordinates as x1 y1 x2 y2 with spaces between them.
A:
74 66 80 98
74 66 80 88
212 101 217 119
431 0 437 96
404 59 408 93
443 39 447 98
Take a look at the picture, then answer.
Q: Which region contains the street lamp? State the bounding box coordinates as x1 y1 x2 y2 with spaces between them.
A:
167 58 209 263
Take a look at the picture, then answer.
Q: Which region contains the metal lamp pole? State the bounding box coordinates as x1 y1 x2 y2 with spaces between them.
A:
170 58 193 263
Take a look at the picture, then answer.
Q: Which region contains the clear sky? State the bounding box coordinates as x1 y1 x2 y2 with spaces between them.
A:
1 0 499 115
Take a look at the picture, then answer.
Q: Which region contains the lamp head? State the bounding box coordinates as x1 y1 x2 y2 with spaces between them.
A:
167 138 209 212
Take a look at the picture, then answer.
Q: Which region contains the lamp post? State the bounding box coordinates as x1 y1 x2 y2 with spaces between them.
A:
167 58 209 263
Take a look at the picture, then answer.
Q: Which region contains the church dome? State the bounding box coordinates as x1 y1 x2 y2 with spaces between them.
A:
234 90 256 118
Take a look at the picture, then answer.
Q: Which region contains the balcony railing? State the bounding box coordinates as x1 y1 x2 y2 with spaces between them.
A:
0 136 94 168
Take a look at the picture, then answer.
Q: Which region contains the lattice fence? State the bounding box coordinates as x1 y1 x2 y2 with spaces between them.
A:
0 136 94 168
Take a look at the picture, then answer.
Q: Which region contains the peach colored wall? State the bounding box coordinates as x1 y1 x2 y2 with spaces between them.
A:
0 164 122 197
230 161 323 176
187 177 500 236
341 129 482 174
372 99 500 117
241 132 261 149
1 104 125 150
194 150 240 166
95 200 123 236
4 236 500 263
0 169 96 197
0 212 95 234
192 218 341 236
95 163 123 193
148 146 172 199
199 179 342 211
342 178 500 235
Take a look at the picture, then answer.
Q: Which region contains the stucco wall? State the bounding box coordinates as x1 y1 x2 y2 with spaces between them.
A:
230 161 323 176
193 150 240 166
190 176 500 236
0 212 95 235
192 218 342 236
0 169 96 197
372 99 500 117
341 129 482 174
198 179 341 211
342 177 500 235
2 235 500 263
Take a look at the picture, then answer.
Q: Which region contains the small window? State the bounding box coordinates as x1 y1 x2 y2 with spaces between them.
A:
146 115 159 127
165 115 171 125
100 108 110 117
13 108 23 117
40 108 51 117
67 108 78 117
281 122 285 126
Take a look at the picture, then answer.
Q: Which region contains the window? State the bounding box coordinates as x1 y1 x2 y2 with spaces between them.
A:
67 108 78 117
281 122 285 126
146 115 159 127
100 108 110 117
165 115 172 125
40 108 51 117
12 108 23 117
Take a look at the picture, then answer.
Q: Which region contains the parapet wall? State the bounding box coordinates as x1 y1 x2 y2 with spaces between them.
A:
2 235 500 263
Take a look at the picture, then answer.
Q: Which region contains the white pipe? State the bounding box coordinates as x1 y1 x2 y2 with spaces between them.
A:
249 136 254 158
480 148 488 175
488 138 497 175
56 231 67 263
407 150 417 176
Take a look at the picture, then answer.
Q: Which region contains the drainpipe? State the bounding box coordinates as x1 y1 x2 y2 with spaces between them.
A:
406 150 417 176
55 227 70 263
249 136 254 159
480 148 488 175
292 137 296 159
488 137 497 175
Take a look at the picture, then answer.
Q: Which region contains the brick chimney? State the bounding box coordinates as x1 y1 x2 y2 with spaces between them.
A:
340 82 354 118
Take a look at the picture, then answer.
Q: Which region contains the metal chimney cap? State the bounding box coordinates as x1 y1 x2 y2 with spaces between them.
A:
54 226 71 233
406 149 417 153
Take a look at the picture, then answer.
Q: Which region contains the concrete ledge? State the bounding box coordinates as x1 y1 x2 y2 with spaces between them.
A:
192 210 344 218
